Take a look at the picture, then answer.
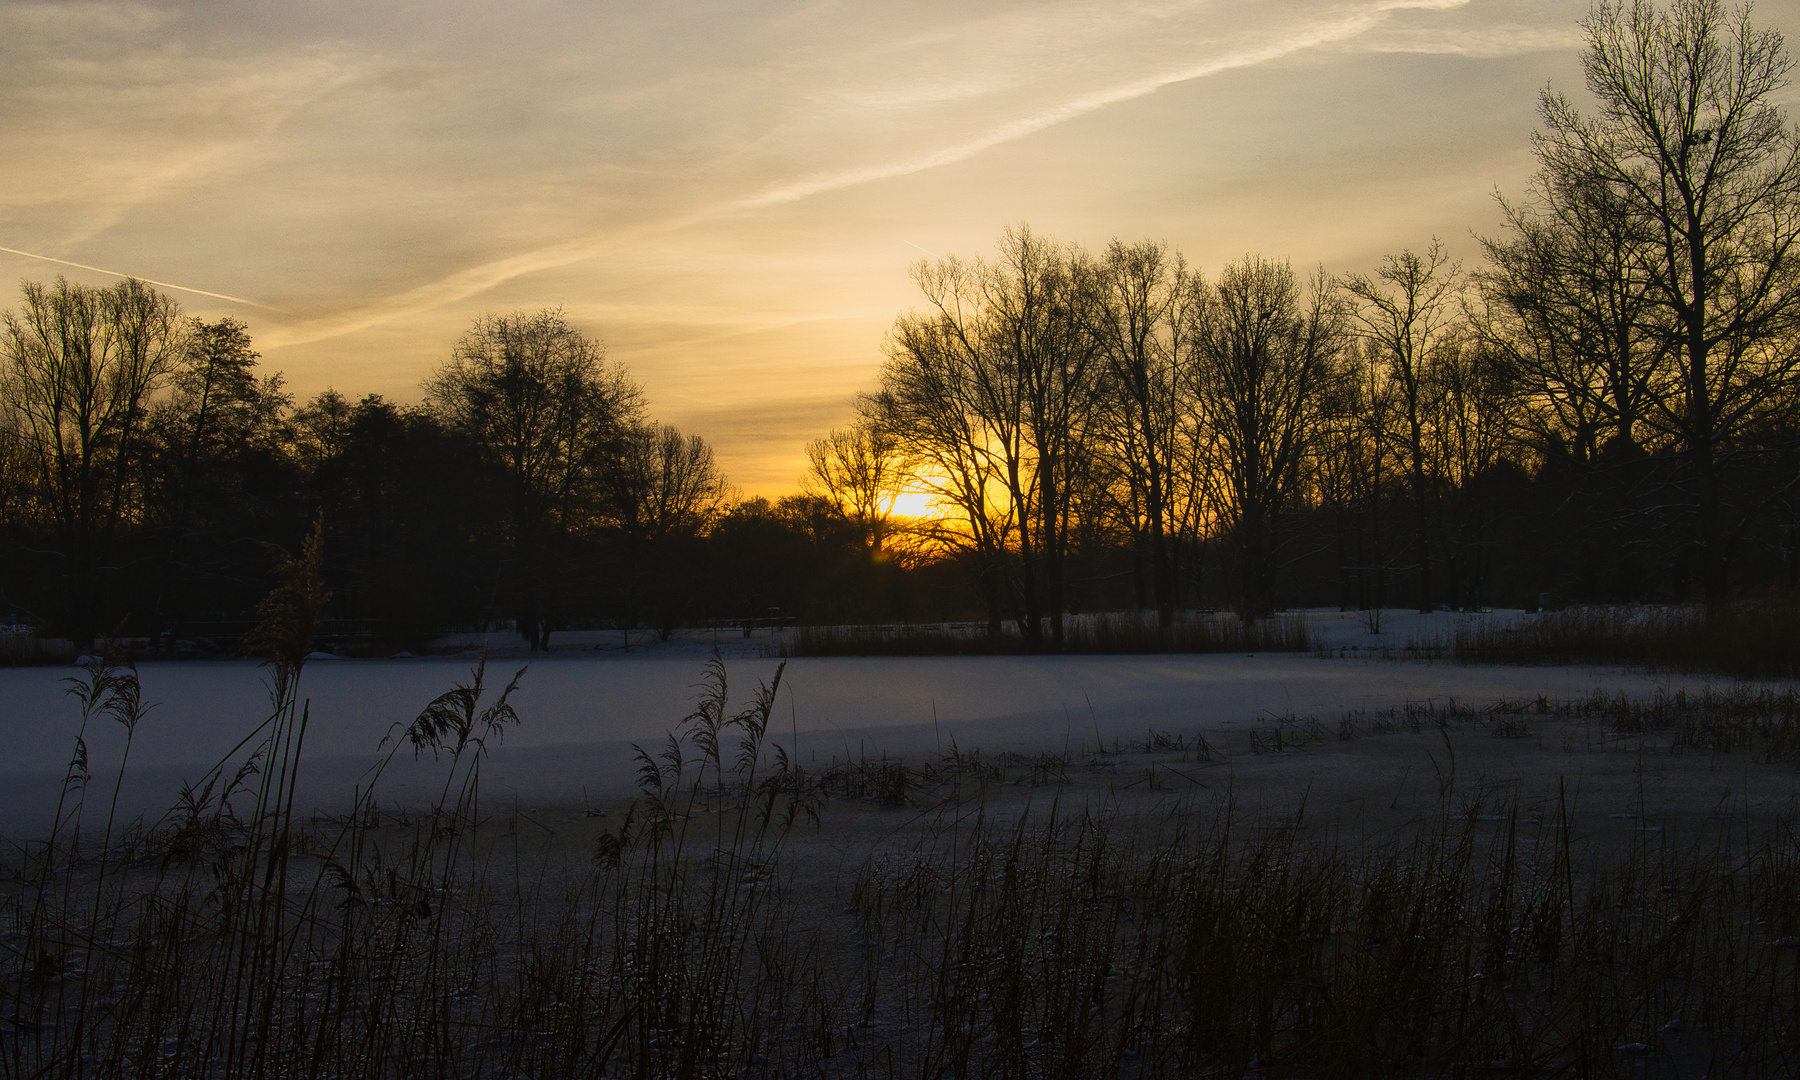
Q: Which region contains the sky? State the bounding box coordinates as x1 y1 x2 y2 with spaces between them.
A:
3 0 1798 494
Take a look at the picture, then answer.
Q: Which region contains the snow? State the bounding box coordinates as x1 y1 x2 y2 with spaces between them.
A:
0 617 1749 837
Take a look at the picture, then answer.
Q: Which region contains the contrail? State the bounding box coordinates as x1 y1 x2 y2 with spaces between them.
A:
256 0 1476 348
0 245 275 309
736 0 1468 210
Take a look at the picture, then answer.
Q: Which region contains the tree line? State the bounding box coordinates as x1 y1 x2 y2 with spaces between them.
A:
3 0 1797 655
0 296 906 654
814 0 1800 643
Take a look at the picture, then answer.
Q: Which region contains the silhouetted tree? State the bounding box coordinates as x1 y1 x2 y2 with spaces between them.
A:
1082 238 1196 625
613 422 730 638
990 226 1102 648
1342 242 1464 613
873 255 1020 637
425 309 641 649
804 420 902 555
1537 0 1800 604
295 393 489 646
1193 258 1346 621
1480 173 1661 467
1 277 186 648
1424 333 1526 608
146 317 293 624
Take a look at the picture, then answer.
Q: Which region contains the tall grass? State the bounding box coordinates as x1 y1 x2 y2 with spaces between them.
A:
1446 601 1800 679
837 793 1800 1077
1330 685 1800 761
7 549 1800 1077
0 530 829 1079
787 612 1312 657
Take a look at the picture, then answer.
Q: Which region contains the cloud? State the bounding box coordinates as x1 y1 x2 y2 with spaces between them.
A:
1 0 1634 500
252 0 1488 349
738 1 1467 209
1355 23 1583 56
255 226 646 348
49 57 361 250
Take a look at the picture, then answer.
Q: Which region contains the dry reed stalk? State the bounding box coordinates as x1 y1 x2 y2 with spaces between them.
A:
7 625 1800 1076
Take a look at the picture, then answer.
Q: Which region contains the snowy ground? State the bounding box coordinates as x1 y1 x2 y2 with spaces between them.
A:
0 607 1769 837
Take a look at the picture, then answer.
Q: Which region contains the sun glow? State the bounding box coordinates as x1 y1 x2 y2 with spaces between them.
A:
888 488 945 520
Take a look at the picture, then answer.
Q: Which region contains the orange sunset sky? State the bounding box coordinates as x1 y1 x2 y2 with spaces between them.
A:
5 0 1799 493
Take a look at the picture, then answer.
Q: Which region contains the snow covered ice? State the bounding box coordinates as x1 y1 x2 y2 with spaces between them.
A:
0 612 1746 836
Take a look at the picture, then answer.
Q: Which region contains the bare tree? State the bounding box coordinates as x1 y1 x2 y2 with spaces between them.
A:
1 277 185 648
425 309 641 650
1537 0 1800 603
1341 242 1464 613
1424 332 1527 608
1479 172 1665 466
614 422 730 640
871 259 1019 636
872 227 1100 648
1310 342 1388 616
1193 258 1346 621
803 420 902 555
1082 239 1196 625
988 225 1101 648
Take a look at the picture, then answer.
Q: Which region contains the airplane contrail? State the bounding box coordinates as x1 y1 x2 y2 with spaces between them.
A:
213 0 1482 348
736 0 1469 211
0 245 275 309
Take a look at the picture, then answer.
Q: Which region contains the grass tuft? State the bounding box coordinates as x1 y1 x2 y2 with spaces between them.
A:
8 588 1800 1077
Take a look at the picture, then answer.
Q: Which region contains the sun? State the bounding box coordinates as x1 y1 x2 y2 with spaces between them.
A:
886 488 942 520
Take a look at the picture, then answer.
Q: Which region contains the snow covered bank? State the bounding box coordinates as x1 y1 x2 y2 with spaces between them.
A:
0 647 1759 836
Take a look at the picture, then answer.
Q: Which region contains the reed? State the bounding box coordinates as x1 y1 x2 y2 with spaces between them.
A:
6 556 1799 1076
1444 601 1800 679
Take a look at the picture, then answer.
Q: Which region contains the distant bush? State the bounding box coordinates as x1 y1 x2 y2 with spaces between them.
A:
1448 601 1800 679
784 611 1313 657
1066 611 1313 654
0 626 75 666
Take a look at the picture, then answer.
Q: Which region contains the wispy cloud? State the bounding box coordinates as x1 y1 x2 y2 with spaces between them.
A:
257 0 1478 349
52 57 360 250
739 1 1466 209
1 0 1633 496
1356 23 1583 56
256 227 651 348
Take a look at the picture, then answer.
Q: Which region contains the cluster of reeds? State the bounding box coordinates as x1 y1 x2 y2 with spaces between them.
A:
0 628 75 667
1443 602 1800 679
834 793 1800 1078
1583 686 1800 761
786 613 1312 658
9 562 1800 1079
0 536 830 1079
1328 687 1800 763
1 675 814 1078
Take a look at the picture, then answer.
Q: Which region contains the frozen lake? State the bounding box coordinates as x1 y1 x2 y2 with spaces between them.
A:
0 626 1746 836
